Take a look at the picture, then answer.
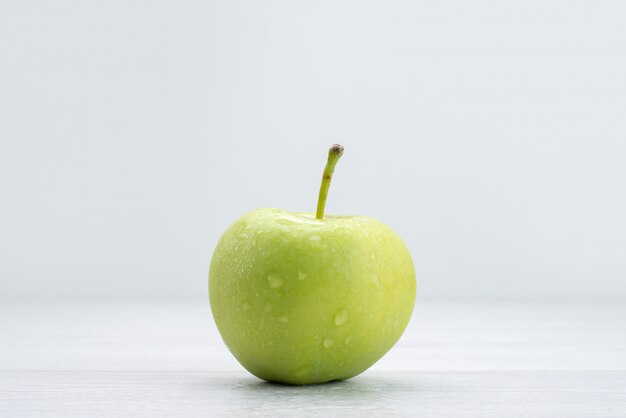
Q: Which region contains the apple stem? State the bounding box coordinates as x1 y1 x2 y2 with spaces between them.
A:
315 144 344 220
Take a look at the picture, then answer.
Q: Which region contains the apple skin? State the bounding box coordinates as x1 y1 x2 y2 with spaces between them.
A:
209 208 416 385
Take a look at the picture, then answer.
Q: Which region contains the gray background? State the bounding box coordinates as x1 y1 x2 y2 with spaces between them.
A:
1 0 625 303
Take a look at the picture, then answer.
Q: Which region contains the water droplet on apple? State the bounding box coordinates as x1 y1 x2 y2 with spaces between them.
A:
267 275 284 288
298 271 308 281
323 338 334 348
370 274 380 286
344 335 353 345
334 309 349 326
276 315 289 323
310 235 321 242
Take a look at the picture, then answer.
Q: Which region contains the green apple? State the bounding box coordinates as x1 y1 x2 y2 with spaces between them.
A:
209 145 416 385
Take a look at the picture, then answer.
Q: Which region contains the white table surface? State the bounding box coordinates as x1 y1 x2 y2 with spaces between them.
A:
1 302 625 417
